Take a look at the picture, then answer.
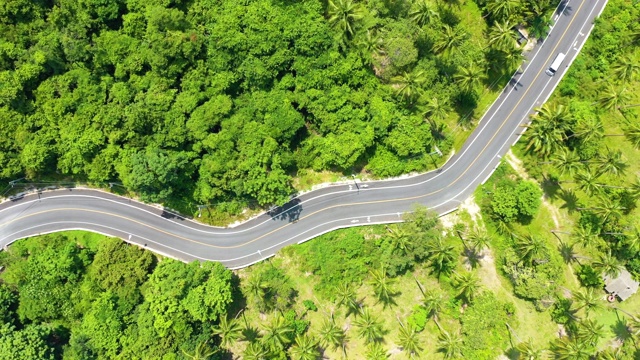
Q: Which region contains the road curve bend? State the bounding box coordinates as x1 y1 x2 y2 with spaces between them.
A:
0 0 608 269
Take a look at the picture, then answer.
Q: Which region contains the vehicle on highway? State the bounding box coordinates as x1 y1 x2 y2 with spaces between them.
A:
545 52 566 76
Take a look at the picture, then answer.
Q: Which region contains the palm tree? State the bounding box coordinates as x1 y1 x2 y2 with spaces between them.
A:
623 228 640 253
212 315 243 349
590 196 625 223
451 271 481 304
289 334 320 360
261 315 293 351
421 96 451 122
551 337 592 359
571 225 600 249
524 104 570 158
576 319 605 347
357 29 384 62
438 330 463 359
488 21 518 50
572 288 602 317
386 224 412 255
598 84 631 112
515 339 545 359
410 0 439 27
327 0 364 41
433 24 466 57
597 347 625 360
592 251 623 278
514 234 547 266
427 237 457 276
392 70 426 102
552 148 583 176
574 169 603 196
368 267 397 308
182 340 218 360
624 121 640 149
397 320 422 357
486 0 522 23
454 63 486 94
572 117 604 143
611 54 640 83
354 308 385 343
243 342 270 360
365 342 389 360
415 277 446 322
467 227 491 252
317 316 346 353
334 283 360 317
245 274 268 310
596 148 627 177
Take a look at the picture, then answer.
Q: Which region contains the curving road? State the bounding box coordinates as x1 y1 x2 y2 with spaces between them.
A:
0 0 607 269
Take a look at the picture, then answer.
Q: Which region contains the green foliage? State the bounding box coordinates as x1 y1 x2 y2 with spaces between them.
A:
461 292 514 360
576 265 605 288
407 305 428 332
502 247 562 307
302 300 317 312
490 177 542 222
0 323 55 360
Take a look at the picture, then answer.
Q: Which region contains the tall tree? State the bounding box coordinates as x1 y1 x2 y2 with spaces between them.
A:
427 237 457 276
327 0 365 41
550 337 591 360
212 315 243 349
571 288 602 317
433 24 466 57
437 329 463 359
368 267 397 308
181 341 217 360
488 21 518 50
365 342 389 360
592 251 623 278
410 0 439 27
514 234 547 266
598 85 631 112
451 271 481 304
524 103 570 158
261 315 293 352
353 308 385 344
611 54 640 83
288 334 320 360
454 63 486 94
486 0 522 23
392 70 427 103
397 320 422 357
243 342 270 360
317 316 346 354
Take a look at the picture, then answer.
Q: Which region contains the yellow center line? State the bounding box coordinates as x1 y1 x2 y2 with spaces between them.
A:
1 1 586 250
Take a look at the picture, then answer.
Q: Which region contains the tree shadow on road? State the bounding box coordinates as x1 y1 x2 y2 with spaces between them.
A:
268 198 302 223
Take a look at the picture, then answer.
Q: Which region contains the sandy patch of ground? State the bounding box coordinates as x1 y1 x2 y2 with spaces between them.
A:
440 195 483 229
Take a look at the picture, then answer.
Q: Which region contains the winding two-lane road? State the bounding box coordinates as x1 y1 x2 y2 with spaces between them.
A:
0 0 608 269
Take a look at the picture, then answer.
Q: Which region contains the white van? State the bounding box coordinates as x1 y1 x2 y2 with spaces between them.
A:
546 52 566 76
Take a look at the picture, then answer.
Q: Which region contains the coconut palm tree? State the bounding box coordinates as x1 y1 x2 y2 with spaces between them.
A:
551 148 583 176
438 329 463 359
622 228 640 254
467 227 491 252
596 148 627 177
245 274 268 310
357 29 384 63
574 169 603 196
524 104 570 158
590 196 625 223
488 21 518 50
597 347 625 360
334 283 361 317
486 0 522 23
368 267 397 308
427 237 457 276
571 288 602 317
415 277 446 322
212 314 243 349
317 315 346 352
624 121 640 149
571 225 600 249
354 308 385 343
289 334 320 360
433 24 466 57
243 342 270 360
365 342 389 360
386 224 412 256
392 70 427 102
514 234 547 266
182 341 218 360
611 54 640 84
515 339 545 360
598 85 631 112
397 320 422 357
576 319 605 347
571 117 604 143
410 0 439 27
454 63 486 94
261 315 293 351
451 271 481 304
421 96 451 122
592 251 623 278
327 0 365 41
551 336 591 359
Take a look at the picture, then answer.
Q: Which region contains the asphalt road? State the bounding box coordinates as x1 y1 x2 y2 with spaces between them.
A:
0 0 608 269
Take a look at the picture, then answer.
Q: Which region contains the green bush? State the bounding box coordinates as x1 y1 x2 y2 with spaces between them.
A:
461 293 514 360
407 305 428 332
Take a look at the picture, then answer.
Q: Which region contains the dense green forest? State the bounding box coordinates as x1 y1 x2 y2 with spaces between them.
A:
0 0 556 210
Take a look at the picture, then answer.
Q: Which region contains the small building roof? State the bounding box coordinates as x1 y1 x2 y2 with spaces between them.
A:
604 269 639 301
